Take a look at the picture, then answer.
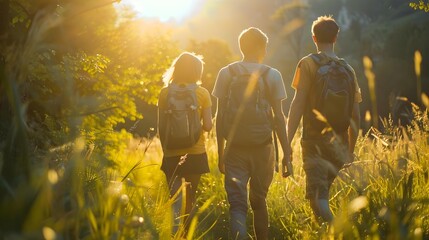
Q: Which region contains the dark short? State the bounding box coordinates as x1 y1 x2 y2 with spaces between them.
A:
161 153 210 179
301 138 348 200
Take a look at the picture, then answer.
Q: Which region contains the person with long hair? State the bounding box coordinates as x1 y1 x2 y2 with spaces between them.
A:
157 52 213 236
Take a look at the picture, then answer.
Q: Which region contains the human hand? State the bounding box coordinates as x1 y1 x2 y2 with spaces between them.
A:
282 153 293 178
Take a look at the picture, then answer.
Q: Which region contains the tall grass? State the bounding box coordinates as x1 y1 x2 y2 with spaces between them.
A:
1 3 428 238
3 65 429 239
128 104 429 239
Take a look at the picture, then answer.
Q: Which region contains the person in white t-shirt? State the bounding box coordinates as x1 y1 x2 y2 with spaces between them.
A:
212 27 292 240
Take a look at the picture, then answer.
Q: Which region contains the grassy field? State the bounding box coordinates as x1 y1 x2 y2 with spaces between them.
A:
2 1 428 239
120 105 429 239
1 101 429 240
1 5 427 238
0 34 426 238
2 72 428 240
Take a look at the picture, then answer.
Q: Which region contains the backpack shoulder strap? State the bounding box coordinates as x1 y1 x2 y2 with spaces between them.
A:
189 84 199 108
259 65 272 101
166 83 181 105
260 64 271 78
336 58 355 74
167 83 179 93
226 62 271 93
258 65 279 169
165 84 175 106
187 83 198 90
166 83 199 107
310 53 330 66
227 62 241 78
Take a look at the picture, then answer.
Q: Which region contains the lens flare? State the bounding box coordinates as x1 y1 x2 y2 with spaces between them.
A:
118 0 200 22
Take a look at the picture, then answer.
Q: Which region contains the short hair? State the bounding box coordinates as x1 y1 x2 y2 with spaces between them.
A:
311 15 340 44
163 52 204 85
238 27 268 56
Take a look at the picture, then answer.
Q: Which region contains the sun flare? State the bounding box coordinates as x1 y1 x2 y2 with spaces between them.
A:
119 0 200 22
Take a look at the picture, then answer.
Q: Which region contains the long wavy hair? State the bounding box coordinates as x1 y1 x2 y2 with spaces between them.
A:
162 52 204 86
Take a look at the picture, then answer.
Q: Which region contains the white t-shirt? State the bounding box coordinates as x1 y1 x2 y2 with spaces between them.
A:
212 61 287 101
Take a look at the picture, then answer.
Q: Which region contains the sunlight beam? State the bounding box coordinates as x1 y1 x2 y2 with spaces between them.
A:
118 0 199 22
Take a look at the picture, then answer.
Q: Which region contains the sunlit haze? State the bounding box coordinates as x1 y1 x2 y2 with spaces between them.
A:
118 0 200 22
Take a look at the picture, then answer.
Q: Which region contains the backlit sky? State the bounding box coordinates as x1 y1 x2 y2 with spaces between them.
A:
118 0 202 22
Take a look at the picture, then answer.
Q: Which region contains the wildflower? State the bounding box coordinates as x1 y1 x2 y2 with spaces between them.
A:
120 194 130 206
179 154 188 165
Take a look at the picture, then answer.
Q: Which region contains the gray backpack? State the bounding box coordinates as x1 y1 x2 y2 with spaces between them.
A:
304 53 355 137
159 83 201 149
221 63 273 146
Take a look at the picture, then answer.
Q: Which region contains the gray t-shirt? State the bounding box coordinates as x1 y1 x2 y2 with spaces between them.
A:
212 61 287 101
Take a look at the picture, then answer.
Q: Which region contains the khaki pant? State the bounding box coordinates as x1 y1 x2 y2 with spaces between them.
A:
301 138 348 199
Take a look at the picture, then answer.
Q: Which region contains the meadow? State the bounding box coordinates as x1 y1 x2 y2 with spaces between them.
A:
122 53 429 240
1 1 429 239
124 106 429 239
1 48 428 239
3 93 429 239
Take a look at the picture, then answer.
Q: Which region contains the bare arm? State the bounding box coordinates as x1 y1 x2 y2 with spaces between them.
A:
202 107 213 132
271 100 291 158
348 102 360 153
215 99 226 174
287 90 308 144
272 99 293 177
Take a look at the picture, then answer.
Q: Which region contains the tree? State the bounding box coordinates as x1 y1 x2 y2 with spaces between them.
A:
187 39 233 93
0 0 178 208
0 0 182 236
271 0 309 62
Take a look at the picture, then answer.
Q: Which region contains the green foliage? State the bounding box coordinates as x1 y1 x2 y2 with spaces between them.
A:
0 0 178 238
2 0 429 239
410 0 429 12
188 39 234 93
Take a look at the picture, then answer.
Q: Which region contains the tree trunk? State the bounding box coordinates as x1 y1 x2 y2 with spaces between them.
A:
0 0 9 40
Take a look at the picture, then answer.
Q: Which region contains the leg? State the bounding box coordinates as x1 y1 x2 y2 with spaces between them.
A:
161 153 209 237
308 193 333 224
249 190 269 240
307 161 337 223
249 144 274 240
225 148 251 240
306 175 334 223
181 174 202 233
316 199 333 223
309 196 321 220
316 166 340 223
302 141 334 224
165 174 184 234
